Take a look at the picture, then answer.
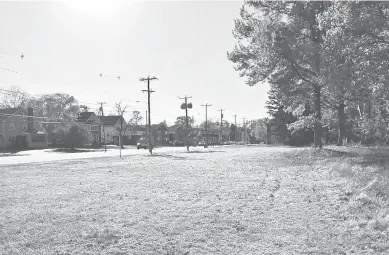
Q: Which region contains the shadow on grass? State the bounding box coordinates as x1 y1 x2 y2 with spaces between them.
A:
51 148 98 153
186 150 225 154
283 146 389 169
0 153 28 157
143 154 204 161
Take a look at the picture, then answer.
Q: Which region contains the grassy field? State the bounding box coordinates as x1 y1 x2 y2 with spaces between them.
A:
1 145 389 254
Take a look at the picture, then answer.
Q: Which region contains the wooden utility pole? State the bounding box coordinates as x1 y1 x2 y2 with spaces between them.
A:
140 76 158 154
233 114 237 143
243 118 246 145
98 102 107 152
218 109 224 145
201 104 212 147
179 96 192 152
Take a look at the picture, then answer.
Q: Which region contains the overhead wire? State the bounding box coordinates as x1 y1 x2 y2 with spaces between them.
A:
0 48 187 125
0 48 146 106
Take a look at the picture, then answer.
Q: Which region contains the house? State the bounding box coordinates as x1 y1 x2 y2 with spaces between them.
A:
167 124 181 144
127 125 146 145
197 127 230 144
98 115 131 145
77 112 102 144
0 107 48 150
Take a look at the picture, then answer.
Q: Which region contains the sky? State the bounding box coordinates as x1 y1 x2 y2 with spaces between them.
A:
0 0 270 126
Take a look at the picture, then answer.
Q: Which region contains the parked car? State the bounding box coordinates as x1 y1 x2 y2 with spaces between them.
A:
198 141 205 146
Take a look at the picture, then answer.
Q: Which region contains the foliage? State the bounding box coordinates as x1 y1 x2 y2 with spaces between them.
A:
175 116 195 126
129 111 143 126
230 1 389 146
79 105 89 112
53 124 93 148
27 93 80 135
28 93 79 120
174 116 198 147
228 1 334 148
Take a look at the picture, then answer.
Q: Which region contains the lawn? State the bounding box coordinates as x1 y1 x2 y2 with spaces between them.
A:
1 145 388 254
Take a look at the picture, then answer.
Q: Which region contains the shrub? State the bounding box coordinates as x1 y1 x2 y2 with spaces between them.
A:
53 124 93 148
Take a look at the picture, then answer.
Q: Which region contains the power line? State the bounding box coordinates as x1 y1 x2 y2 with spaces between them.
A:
0 48 123 81
0 66 30 76
0 89 117 109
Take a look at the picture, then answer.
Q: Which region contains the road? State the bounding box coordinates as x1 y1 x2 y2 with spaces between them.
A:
0 145 352 254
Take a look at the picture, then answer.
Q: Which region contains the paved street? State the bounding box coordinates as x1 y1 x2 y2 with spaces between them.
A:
1 145 354 254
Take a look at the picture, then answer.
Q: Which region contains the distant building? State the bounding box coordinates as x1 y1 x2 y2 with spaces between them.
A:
151 122 169 145
98 115 131 144
128 125 146 145
198 127 230 144
0 107 48 150
77 112 102 143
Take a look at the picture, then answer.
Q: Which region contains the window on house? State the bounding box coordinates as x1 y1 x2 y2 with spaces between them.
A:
90 125 99 131
10 122 14 130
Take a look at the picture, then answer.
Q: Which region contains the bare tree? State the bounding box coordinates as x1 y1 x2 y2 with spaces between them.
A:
129 110 143 126
115 102 128 150
0 86 30 108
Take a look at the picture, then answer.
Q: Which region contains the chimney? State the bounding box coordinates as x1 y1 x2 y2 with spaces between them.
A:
27 107 33 132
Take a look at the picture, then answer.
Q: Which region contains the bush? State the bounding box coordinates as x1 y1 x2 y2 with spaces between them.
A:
53 124 93 148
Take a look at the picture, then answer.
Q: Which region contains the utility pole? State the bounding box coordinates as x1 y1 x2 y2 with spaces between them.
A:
243 118 246 145
218 109 224 145
233 114 237 144
140 76 158 154
201 103 212 148
98 102 107 152
179 96 192 152
145 110 148 126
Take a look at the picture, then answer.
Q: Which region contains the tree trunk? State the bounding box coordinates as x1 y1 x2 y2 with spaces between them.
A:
120 135 124 149
337 102 346 146
313 86 322 149
266 124 272 144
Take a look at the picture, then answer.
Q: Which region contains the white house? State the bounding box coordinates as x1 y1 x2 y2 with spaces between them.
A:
99 116 131 144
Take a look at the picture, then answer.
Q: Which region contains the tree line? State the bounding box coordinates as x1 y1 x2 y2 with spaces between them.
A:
0 86 272 146
228 1 389 147
0 86 143 148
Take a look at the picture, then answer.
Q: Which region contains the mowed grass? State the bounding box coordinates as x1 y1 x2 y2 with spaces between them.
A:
1 145 389 254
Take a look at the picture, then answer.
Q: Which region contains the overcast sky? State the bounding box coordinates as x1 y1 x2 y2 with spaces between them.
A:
0 0 269 126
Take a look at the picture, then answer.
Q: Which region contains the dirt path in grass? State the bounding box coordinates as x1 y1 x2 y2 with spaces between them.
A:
0 146 353 254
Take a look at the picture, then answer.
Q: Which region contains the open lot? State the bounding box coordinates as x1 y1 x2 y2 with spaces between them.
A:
1 145 389 254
